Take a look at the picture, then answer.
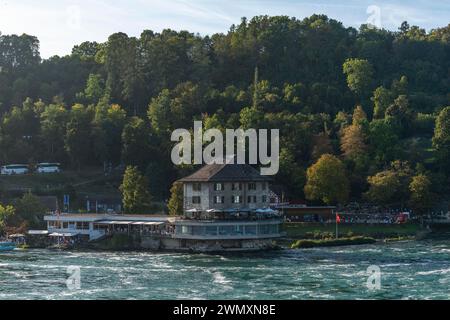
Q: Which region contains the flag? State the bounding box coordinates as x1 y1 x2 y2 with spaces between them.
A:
336 213 341 224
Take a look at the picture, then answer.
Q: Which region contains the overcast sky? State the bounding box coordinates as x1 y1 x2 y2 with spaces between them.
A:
0 0 449 58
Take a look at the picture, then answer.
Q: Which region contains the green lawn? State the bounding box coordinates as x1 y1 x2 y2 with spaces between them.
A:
283 222 422 239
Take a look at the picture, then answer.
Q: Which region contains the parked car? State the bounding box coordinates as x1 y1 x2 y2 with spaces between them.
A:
0 164 29 175
36 163 61 174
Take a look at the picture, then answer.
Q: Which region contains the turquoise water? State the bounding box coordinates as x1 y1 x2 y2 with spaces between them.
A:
1 240 450 300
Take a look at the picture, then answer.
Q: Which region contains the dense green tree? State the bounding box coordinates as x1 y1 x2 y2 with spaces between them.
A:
121 116 153 170
147 89 173 135
432 106 450 172
77 73 105 105
343 58 374 98
365 170 401 205
40 103 69 162
93 103 127 165
120 166 152 214
368 119 400 165
365 161 413 205
276 148 306 198
167 182 183 216
372 86 393 119
0 203 15 235
385 95 414 136
409 174 433 215
13 193 47 228
64 104 94 169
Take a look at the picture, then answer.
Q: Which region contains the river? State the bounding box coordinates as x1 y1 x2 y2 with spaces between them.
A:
1 240 449 300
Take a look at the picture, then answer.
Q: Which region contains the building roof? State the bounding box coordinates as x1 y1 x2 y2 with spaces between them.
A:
178 163 271 182
44 213 178 223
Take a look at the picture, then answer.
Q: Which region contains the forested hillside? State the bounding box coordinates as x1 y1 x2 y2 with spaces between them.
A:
0 15 449 209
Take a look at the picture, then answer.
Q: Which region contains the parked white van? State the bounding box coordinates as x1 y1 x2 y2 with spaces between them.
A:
0 164 29 175
36 163 61 174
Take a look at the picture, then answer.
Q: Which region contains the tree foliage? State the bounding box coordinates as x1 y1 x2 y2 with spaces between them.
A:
304 154 349 205
0 16 449 209
119 166 152 214
167 182 183 216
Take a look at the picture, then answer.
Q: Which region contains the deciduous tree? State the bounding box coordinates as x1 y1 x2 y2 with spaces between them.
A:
304 154 349 205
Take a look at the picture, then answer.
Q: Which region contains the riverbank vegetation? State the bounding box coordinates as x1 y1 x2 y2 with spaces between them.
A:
0 15 449 217
284 223 422 240
290 236 376 249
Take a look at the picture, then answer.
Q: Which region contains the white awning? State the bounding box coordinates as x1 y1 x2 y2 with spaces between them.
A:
110 221 132 225
130 222 164 225
49 232 79 237
255 208 278 214
9 234 25 238
143 222 165 226
28 230 49 235
95 220 131 225
95 220 164 226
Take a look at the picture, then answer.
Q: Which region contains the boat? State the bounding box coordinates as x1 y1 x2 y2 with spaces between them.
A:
0 241 16 252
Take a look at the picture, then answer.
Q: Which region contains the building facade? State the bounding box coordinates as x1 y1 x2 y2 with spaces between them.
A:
40 162 284 252
174 162 284 251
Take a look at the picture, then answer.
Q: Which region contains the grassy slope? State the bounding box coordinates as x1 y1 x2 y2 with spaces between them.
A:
0 168 122 198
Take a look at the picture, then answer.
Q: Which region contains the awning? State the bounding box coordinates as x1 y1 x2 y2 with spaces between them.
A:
49 232 79 237
130 222 164 226
223 208 252 213
9 234 25 238
143 222 165 226
110 221 132 225
94 220 132 225
255 208 278 214
28 230 49 235
95 220 165 226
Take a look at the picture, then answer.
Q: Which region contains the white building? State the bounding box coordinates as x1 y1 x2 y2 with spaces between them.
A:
42 162 284 251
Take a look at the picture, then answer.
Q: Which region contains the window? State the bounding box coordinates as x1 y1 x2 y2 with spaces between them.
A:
247 195 257 203
232 183 242 191
192 196 201 204
248 183 256 190
76 222 89 230
219 226 234 235
232 196 242 204
262 195 267 203
192 183 201 191
214 183 224 191
214 196 224 204
245 225 257 235
262 182 267 190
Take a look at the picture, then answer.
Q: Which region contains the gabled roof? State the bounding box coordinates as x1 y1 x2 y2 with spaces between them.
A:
178 163 272 182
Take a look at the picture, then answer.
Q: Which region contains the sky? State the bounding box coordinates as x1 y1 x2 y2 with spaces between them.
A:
0 0 449 58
